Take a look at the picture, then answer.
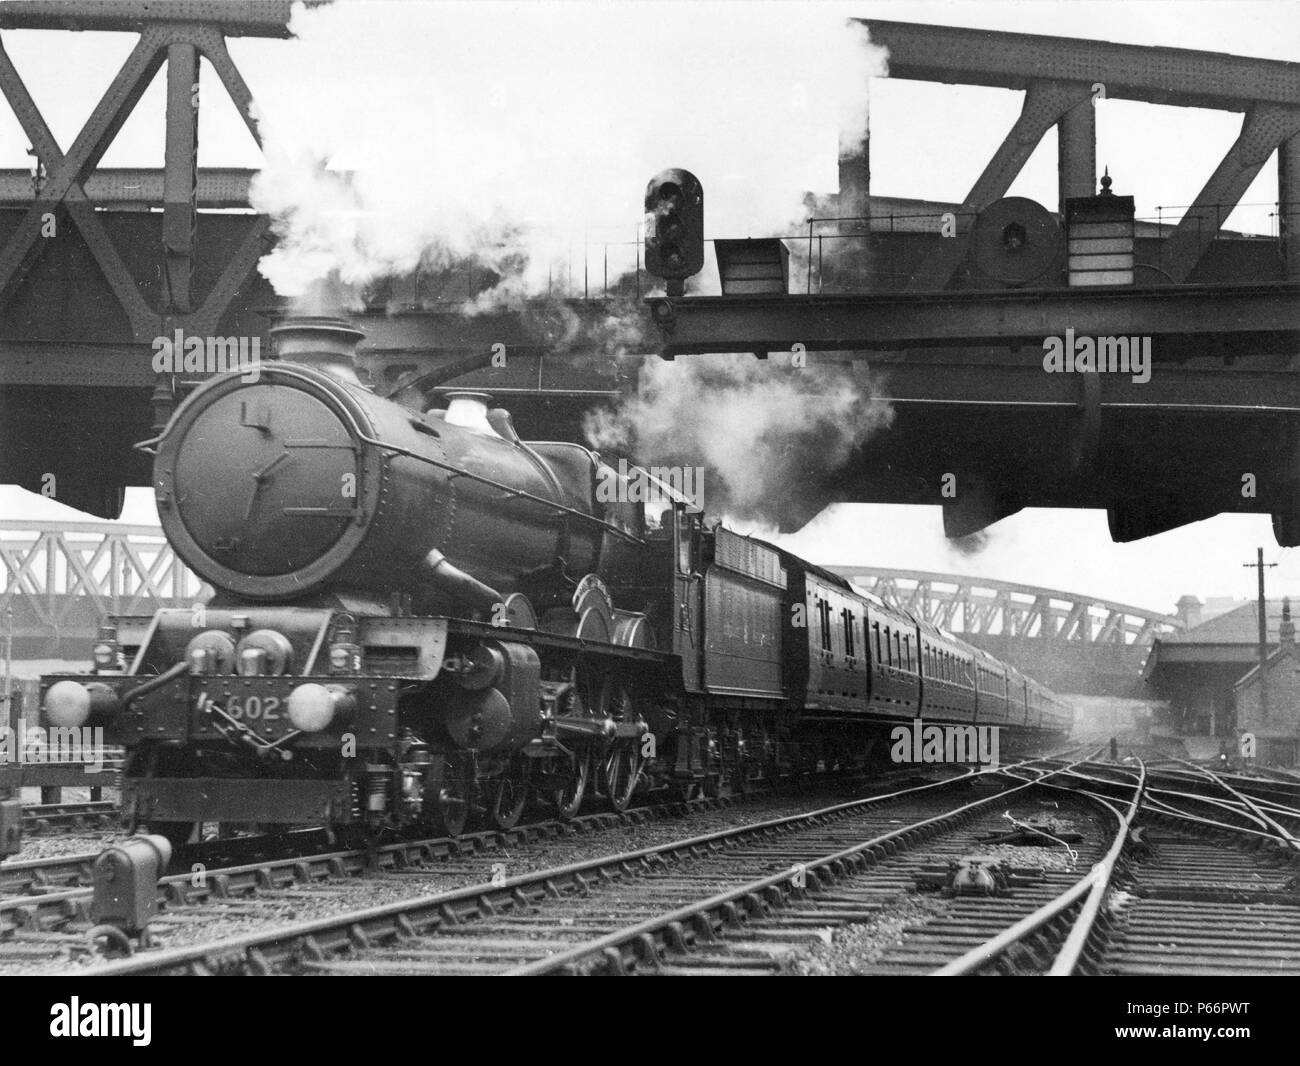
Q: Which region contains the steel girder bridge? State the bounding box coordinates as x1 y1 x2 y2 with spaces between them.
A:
0 520 206 659
1 3 1298 544
833 565 1183 697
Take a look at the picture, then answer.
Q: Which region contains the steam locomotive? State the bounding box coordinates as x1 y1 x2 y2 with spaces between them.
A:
38 318 1071 846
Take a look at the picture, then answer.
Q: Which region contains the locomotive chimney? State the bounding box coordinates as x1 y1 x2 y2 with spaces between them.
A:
269 317 367 386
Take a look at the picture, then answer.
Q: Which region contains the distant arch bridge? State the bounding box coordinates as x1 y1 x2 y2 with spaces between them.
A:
833 566 1184 696
0 522 1181 694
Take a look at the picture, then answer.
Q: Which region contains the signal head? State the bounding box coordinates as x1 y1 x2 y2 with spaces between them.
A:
644 168 704 282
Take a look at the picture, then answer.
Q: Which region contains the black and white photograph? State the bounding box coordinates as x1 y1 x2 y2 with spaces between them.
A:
0 0 1296 1032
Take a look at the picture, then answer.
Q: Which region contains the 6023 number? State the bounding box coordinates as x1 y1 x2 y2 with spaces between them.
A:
223 695 281 721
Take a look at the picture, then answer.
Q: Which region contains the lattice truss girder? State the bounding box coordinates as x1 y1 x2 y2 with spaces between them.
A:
0 1 280 340
0 525 206 630
841 568 1183 647
862 19 1300 288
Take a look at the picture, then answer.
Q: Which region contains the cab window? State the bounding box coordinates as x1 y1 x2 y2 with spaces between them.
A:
675 510 694 573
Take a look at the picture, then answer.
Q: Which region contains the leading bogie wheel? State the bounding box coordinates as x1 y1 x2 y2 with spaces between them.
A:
488 758 530 831
427 751 473 838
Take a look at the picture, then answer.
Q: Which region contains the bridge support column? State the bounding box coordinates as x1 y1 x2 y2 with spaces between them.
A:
907 80 1093 290
1058 98 1096 208
1282 134 1300 281
163 42 200 315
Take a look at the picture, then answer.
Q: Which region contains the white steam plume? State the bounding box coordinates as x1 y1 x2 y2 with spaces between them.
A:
250 1 885 300
584 354 894 529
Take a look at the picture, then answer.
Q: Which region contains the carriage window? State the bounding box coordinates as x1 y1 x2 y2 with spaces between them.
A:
894 631 902 666
883 625 892 665
842 609 855 657
902 634 911 671
873 622 882 664
817 598 831 650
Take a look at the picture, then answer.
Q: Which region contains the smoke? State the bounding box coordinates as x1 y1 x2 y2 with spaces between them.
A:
250 1 885 300
946 529 991 557
584 354 893 527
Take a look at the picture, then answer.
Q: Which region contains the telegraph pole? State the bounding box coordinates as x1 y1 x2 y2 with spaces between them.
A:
2 606 11 731
1243 548 1277 723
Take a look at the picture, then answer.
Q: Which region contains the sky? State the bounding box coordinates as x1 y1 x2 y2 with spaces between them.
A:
1 0 1299 615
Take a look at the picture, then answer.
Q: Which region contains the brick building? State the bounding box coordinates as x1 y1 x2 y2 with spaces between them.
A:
1232 600 1300 767
1143 597 1300 765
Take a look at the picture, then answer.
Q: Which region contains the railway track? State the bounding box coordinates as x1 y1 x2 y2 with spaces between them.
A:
3 765 959 957
0 795 744 945
76 753 1094 976
1100 762 1300 976
155 750 1278 980
0 760 958 898
876 758 1300 975
21 801 120 835
1099 828 1300 975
